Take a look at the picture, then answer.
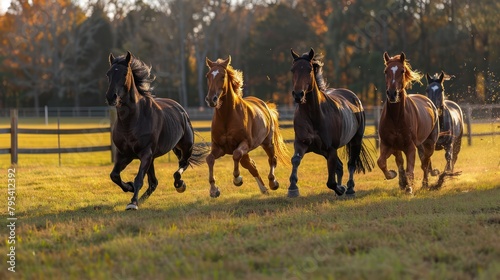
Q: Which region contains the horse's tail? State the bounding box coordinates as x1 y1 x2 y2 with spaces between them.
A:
267 103 290 166
346 139 375 174
188 140 210 167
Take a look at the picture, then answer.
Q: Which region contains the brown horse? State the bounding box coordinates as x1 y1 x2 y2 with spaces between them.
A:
288 48 374 198
205 56 289 198
378 52 439 193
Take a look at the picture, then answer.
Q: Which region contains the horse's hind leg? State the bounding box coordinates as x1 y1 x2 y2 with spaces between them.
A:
451 137 462 172
240 154 268 194
139 160 158 202
110 152 134 193
326 150 346 196
172 147 189 193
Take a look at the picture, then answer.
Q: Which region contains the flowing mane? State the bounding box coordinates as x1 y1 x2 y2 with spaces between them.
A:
312 54 329 92
385 54 423 90
112 54 156 98
213 58 244 97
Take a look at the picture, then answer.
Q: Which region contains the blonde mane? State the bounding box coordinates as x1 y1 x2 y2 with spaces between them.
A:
214 57 243 97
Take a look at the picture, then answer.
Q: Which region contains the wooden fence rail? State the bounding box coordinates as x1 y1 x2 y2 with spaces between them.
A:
1 107 499 166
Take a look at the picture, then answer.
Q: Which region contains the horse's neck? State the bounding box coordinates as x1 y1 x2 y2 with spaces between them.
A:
217 85 242 116
301 86 327 119
116 87 143 124
385 91 408 121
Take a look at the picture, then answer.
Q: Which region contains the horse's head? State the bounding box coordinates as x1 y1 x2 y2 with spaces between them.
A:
106 51 134 106
205 56 231 108
290 48 315 104
383 52 406 103
426 71 447 115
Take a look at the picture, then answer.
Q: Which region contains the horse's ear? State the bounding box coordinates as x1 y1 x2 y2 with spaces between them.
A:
291 49 300 60
206 57 214 68
109 53 115 65
221 56 231 68
308 48 315 60
426 73 432 83
400 52 406 63
438 71 445 83
125 51 132 66
383 52 390 64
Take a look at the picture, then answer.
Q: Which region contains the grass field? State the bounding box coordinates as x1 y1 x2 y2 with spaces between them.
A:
1 119 499 279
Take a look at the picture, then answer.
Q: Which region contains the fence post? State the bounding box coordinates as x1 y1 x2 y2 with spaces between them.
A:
109 108 117 163
10 109 18 165
466 105 472 146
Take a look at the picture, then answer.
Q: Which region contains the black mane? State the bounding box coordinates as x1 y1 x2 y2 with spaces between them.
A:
112 55 156 97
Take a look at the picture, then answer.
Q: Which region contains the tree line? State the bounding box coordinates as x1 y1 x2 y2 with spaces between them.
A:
0 0 498 113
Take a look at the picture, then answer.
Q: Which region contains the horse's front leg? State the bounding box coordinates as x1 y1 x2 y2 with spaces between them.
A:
377 142 397 180
110 152 134 193
419 139 436 190
127 148 153 210
403 146 417 194
394 151 406 189
232 141 250 187
206 145 224 198
326 150 346 196
287 141 308 198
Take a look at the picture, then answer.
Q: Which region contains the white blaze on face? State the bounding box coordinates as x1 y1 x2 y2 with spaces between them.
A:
390 65 398 84
211 69 219 78
431 85 439 92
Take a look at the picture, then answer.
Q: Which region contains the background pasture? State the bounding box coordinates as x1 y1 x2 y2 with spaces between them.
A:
0 118 499 279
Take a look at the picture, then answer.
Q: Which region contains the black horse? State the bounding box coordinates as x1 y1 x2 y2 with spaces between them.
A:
425 72 464 174
106 51 208 210
288 48 374 198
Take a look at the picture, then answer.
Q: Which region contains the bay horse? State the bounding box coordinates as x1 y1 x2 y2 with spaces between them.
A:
106 51 208 210
378 52 439 193
425 71 464 174
288 48 374 198
205 56 289 198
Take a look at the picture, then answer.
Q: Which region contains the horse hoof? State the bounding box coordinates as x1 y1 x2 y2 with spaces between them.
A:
405 187 413 195
334 186 346 196
261 189 270 195
386 170 397 180
210 188 220 198
287 188 300 198
233 176 243 187
126 203 138 210
431 169 440 176
270 180 279 191
175 180 186 193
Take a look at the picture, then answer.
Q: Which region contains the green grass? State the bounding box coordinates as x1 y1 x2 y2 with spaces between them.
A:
0 120 499 279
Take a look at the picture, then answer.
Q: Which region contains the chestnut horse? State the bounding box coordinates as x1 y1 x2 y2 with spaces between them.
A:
378 52 439 193
205 56 289 198
288 48 374 198
425 71 464 174
106 51 208 210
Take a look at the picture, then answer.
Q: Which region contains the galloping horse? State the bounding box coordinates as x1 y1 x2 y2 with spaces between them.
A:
378 52 439 193
425 72 464 174
106 51 207 210
288 48 374 198
205 56 289 198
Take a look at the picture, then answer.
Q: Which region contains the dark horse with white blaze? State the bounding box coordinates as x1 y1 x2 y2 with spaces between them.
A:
425 71 464 174
204 56 289 198
377 52 439 193
106 51 207 210
288 48 374 198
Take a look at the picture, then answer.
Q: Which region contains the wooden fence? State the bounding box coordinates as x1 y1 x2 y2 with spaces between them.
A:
1 105 499 165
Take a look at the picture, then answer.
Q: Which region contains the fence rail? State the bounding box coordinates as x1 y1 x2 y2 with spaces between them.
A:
1 105 499 165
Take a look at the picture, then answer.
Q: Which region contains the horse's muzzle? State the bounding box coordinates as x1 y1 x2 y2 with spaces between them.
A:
205 94 218 108
386 89 400 103
106 93 118 106
292 90 305 104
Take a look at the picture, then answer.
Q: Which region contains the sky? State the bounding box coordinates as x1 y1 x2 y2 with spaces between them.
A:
0 0 10 14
